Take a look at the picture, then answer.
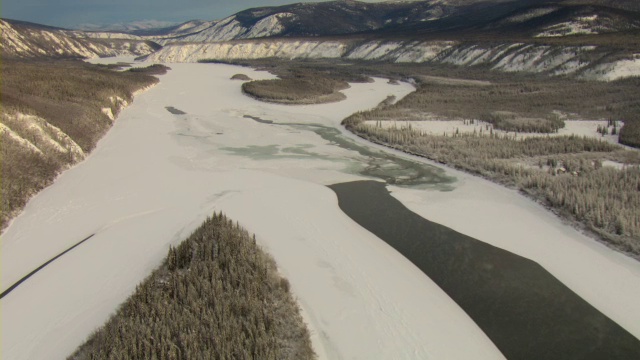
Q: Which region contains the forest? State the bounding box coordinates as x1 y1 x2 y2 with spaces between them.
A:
69 212 315 360
241 76 349 105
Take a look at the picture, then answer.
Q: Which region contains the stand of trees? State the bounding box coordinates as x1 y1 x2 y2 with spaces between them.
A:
242 76 349 105
70 212 315 360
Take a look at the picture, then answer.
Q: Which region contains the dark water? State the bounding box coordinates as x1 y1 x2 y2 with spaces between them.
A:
329 180 640 360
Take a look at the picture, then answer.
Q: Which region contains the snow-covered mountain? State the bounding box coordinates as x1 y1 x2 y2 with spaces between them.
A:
3 0 640 80
0 19 160 59
146 1 640 45
145 38 639 81
76 20 178 34
149 0 463 45
477 3 640 38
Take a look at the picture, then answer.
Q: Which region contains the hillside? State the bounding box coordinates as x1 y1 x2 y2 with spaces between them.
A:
0 60 165 229
139 0 640 45
3 1 639 81
0 19 160 59
132 0 640 82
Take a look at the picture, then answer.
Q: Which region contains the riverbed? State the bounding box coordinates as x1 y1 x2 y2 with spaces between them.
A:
2 61 640 359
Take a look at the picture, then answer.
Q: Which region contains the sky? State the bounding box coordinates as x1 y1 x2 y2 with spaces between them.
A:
1 0 391 29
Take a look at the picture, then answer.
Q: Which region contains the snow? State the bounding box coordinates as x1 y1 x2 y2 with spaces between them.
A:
502 7 558 23
536 16 604 38
145 40 348 63
0 122 43 154
169 16 246 43
1 113 85 158
345 41 454 63
0 20 152 58
101 107 115 121
147 39 452 64
68 31 143 40
393 41 455 63
581 56 640 81
387 165 640 338
347 41 404 60
241 13 294 39
336 127 640 341
1 61 503 360
143 37 640 80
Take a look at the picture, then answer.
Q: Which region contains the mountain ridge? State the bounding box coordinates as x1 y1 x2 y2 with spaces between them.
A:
2 0 639 80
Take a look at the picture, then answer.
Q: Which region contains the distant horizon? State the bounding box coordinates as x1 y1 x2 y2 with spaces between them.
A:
1 0 399 30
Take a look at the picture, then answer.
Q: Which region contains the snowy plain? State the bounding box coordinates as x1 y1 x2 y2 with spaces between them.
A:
2 59 640 360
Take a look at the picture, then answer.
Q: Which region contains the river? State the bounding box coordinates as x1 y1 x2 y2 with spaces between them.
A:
2 61 640 359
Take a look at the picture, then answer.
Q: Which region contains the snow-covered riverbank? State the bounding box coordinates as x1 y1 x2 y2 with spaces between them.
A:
2 60 640 360
1 62 503 359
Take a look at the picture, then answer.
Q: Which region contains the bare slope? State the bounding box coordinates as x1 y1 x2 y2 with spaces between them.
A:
0 19 160 59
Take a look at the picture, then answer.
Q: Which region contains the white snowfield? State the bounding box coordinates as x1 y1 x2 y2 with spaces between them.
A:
2 60 640 360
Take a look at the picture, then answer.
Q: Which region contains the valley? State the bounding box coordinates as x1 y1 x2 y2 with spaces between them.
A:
2 0 640 359
2 59 640 359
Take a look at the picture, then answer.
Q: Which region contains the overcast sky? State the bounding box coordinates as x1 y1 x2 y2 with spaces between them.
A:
2 0 391 29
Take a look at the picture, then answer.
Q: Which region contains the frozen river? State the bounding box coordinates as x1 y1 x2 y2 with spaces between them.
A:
2 61 640 359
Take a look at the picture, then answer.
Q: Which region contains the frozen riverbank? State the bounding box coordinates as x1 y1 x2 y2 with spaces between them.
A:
1 62 502 359
2 59 640 359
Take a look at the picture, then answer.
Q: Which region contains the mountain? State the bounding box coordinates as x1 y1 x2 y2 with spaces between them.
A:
139 0 640 81
127 20 214 37
3 0 639 80
151 1 440 43
76 20 179 34
0 19 161 59
478 3 640 37
148 0 640 45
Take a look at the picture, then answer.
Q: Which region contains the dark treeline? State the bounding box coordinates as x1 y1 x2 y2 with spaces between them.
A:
620 122 640 148
126 64 170 76
1 60 164 230
479 112 565 134
69 212 315 360
231 73 252 81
